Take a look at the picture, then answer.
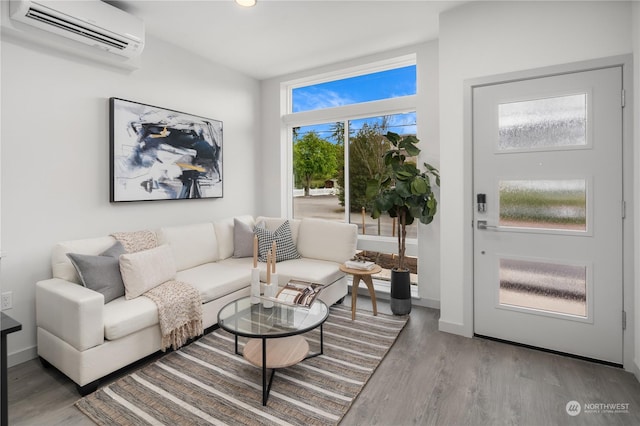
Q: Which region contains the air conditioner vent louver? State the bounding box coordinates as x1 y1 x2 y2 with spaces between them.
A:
26 7 127 50
9 0 145 60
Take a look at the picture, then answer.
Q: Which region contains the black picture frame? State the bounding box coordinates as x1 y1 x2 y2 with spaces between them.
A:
109 97 223 202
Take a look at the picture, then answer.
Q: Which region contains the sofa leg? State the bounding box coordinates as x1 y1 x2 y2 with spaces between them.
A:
39 356 52 369
335 297 345 305
76 379 100 396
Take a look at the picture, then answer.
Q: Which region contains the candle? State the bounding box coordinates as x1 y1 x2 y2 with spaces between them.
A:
266 250 271 284
253 235 258 269
271 241 277 273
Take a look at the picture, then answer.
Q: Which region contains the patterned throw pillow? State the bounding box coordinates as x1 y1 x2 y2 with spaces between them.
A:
254 221 301 263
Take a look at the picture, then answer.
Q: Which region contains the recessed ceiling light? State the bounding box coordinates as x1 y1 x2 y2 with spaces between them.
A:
235 0 257 7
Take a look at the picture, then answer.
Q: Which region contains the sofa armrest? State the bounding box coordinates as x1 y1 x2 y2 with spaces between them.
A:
297 218 358 263
36 278 104 351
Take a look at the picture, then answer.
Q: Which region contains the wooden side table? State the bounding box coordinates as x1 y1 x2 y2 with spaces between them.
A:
1 312 22 426
340 263 382 320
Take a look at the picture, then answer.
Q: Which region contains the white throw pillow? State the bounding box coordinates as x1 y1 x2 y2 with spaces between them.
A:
119 244 177 300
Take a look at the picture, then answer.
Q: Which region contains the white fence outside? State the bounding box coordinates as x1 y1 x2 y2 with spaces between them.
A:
293 188 337 197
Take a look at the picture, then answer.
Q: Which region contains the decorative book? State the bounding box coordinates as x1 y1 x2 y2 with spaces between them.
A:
344 260 376 271
261 280 325 308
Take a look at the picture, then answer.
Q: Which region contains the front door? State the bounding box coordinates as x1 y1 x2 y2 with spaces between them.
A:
473 66 624 364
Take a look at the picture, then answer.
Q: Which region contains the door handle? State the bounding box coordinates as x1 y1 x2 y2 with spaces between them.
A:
477 220 499 230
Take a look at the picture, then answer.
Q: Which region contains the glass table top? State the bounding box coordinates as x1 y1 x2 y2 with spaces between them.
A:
217 296 329 338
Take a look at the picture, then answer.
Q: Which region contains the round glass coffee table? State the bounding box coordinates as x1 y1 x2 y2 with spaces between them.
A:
217 296 329 405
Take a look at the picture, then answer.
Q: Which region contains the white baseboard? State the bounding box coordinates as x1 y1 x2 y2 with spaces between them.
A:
413 297 440 310
633 358 640 383
438 319 473 337
8 345 37 368
349 280 439 309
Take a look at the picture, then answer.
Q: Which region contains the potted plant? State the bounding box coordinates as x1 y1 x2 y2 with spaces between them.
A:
366 132 440 315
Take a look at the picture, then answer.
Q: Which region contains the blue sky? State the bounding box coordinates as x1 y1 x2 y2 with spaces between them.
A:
293 65 417 143
293 65 416 113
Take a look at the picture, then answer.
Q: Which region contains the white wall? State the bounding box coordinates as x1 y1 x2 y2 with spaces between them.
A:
633 0 640 380
416 42 440 306
1 34 260 366
438 0 634 347
260 42 441 306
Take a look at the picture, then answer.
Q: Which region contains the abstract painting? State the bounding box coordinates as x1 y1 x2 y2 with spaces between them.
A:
110 98 223 202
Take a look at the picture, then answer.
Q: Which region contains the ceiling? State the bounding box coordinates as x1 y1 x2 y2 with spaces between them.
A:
111 0 466 80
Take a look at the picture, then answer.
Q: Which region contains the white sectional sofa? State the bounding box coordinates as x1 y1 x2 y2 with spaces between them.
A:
35 216 358 394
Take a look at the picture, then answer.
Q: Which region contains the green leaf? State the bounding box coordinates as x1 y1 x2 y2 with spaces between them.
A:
421 215 434 225
385 132 401 146
371 206 381 219
378 193 395 211
401 163 419 175
405 214 415 225
411 178 428 195
410 205 423 219
395 181 412 198
383 151 394 165
396 170 414 181
402 141 420 157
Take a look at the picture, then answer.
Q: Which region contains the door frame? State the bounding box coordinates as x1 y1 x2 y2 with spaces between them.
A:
462 55 634 370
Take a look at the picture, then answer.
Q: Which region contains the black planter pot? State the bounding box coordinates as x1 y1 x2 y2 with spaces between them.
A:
390 268 411 315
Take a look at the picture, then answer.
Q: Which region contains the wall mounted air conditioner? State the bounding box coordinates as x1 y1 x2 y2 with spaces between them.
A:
9 0 144 59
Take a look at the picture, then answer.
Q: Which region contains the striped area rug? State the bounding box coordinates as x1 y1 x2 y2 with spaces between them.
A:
75 305 408 425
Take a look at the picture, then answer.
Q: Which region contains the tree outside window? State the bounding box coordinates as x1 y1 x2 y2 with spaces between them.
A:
293 131 338 196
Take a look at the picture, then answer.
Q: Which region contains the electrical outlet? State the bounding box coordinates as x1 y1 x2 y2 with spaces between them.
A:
1 292 12 310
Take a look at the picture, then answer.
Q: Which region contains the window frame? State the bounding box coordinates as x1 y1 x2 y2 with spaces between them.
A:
282 55 419 253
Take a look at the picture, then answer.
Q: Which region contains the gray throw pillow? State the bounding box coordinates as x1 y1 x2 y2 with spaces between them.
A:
67 241 126 303
233 218 255 258
254 220 301 263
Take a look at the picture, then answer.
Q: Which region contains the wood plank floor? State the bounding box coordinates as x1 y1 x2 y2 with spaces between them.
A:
8 296 640 425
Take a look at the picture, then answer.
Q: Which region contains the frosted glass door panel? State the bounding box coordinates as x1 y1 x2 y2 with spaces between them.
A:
498 94 587 151
499 258 586 317
499 179 586 231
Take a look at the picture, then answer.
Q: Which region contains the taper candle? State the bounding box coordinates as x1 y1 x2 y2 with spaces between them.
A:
271 241 277 273
266 250 271 284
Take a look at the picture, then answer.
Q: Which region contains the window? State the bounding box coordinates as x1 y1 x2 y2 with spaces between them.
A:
292 65 416 113
286 59 419 284
498 94 587 151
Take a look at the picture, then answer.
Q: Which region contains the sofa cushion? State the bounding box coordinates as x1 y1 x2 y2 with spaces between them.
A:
176 261 252 304
233 218 256 258
119 245 177 299
52 236 118 283
103 296 159 340
255 220 300 262
297 218 358 263
255 217 301 244
158 222 219 270
266 258 345 286
66 241 127 303
214 215 255 260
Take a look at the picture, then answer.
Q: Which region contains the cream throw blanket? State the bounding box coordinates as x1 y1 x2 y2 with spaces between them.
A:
112 231 203 351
